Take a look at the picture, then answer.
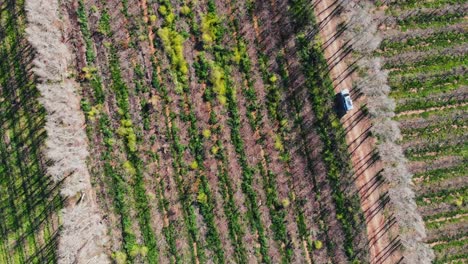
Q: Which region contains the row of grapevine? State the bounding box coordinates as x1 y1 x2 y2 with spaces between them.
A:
377 0 467 262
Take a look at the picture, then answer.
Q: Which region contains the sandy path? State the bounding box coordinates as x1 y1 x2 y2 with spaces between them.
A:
312 0 402 263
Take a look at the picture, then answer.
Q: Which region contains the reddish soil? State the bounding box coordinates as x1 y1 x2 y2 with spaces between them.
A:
312 0 403 263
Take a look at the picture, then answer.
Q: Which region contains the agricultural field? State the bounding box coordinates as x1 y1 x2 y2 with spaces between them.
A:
4 0 465 263
0 0 62 263
375 0 467 263
65 0 373 262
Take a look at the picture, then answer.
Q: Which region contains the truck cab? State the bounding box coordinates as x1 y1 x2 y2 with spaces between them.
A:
340 89 353 112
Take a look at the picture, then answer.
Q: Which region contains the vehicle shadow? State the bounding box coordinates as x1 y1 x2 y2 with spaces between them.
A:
334 93 346 118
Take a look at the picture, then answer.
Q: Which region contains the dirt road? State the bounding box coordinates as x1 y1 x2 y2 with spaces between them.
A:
312 0 403 263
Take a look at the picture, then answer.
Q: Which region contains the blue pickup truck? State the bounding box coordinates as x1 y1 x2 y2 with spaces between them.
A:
340 89 353 112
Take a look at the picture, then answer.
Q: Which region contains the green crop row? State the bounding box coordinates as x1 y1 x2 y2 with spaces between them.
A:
379 30 467 57
397 11 465 30
395 104 468 121
152 76 204 263
395 93 466 113
424 208 468 222
224 68 272 263
296 34 365 262
426 214 468 230
433 237 468 252
77 5 137 259
136 56 182 261
233 40 262 129
155 172 180 263
109 33 158 262
406 140 467 161
280 50 338 258
416 185 467 206
77 1 105 103
194 50 249 263
77 0 96 63
273 53 317 246
150 2 227 254
79 2 163 262
390 72 467 99
427 228 467 244
401 116 466 136
434 252 468 264
231 26 292 261
387 0 466 10
386 52 468 76
150 8 208 256
201 8 273 263
389 68 466 90
196 174 225 263
414 163 467 185
97 115 139 260
212 139 248 263
163 2 229 261
401 121 466 143
433 239 468 264
258 47 313 262
199 1 275 262
220 53 272 264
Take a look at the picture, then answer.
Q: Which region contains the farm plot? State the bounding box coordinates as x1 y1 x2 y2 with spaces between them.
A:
58 0 369 262
0 0 62 263
376 0 467 262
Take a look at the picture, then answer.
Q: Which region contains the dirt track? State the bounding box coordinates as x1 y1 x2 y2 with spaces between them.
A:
312 0 403 263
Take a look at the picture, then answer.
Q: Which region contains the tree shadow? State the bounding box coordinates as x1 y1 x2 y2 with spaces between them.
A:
0 0 62 262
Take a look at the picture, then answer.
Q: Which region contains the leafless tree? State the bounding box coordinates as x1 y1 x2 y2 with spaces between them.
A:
342 1 435 263
343 2 382 54
25 0 110 263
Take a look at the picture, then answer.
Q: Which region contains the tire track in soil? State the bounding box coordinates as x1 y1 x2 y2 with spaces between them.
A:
312 0 403 263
